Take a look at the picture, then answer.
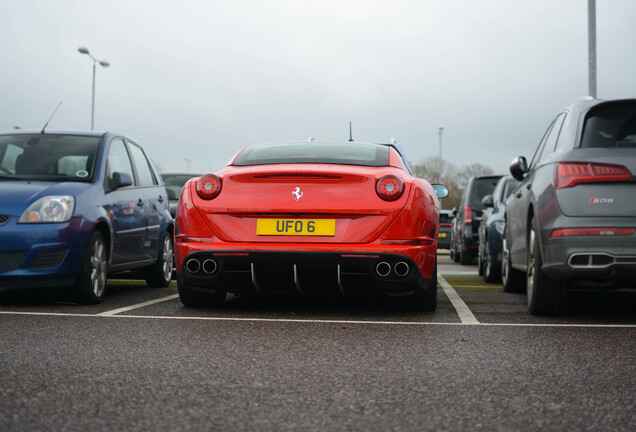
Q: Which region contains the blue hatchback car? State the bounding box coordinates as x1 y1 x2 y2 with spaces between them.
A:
0 131 174 303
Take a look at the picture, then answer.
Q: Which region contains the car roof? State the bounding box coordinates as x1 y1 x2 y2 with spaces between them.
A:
565 97 636 117
0 130 111 138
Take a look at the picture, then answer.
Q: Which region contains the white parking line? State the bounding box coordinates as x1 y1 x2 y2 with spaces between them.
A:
439 271 478 275
438 273 480 324
96 294 180 316
1 310 636 328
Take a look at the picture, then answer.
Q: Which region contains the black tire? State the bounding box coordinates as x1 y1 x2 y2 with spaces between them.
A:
73 231 108 304
502 231 525 293
452 244 460 263
459 246 472 265
527 217 567 315
145 230 174 288
483 241 501 283
477 246 484 276
409 261 437 312
177 273 226 307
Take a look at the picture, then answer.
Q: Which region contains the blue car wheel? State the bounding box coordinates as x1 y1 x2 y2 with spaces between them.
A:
73 231 107 304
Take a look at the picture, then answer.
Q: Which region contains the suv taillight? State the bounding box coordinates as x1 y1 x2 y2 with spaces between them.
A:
555 162 631 189
551 228 635 238
464 205 472 224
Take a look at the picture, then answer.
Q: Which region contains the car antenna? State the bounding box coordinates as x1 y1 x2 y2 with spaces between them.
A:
348 121 353 142
41 101 63 134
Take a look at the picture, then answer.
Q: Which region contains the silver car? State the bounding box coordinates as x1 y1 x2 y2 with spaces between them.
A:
503 97 636 315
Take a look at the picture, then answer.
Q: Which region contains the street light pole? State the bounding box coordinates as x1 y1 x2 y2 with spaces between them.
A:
438 126 444 161
78 47 110 130
588 0 597 98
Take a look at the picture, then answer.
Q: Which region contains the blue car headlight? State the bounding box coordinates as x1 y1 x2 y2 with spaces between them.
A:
18 196 75 223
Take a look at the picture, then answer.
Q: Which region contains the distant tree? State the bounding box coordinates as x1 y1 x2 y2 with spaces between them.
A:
411 157 494 209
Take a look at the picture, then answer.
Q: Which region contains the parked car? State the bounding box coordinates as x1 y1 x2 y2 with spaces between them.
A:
161 172 202 218
477 175 519 282
449 207 460 262
174 140 449 310
450 175 502 265
503 98 636 315
0 131 174 303
437 209 453 249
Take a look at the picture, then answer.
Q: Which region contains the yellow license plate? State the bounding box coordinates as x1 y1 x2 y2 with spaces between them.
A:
439 233 447 237
257 219 336 236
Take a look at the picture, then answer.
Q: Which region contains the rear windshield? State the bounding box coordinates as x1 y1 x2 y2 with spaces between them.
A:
439 213 452 224
469 177 500 210
0 134 100 182
232 142 390 167
580 101 636 148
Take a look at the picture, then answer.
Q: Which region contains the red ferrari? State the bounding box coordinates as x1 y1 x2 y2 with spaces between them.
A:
174 140 448 310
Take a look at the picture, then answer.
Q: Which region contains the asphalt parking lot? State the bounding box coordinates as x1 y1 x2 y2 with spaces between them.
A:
1 251 635 431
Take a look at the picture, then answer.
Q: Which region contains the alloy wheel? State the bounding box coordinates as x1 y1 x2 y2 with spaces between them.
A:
526 226 536 305
161 236 174 282
90 238 107 298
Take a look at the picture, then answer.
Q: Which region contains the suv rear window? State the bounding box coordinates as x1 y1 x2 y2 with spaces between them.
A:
232 142 389 167
469 177 500 211
580 101 636 148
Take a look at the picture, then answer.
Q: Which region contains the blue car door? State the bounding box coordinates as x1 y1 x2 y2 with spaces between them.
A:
104 138 146 265
126 140 168 260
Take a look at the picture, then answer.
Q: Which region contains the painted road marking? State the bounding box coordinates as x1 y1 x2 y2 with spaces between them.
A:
439 271 478 275
97 294 180 316
0 310 635 328
438 273 480 324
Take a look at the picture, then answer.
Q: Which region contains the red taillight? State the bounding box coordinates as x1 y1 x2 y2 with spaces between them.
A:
196 174 222 200
464 205 472 224
376 175 404 201
555 162 631 189
550 228 635 238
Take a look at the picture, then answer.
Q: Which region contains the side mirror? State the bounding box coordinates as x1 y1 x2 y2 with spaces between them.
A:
509 156 528 181
452 206 458 216
481 194 494 208
431 183 449 199
112 171 133 189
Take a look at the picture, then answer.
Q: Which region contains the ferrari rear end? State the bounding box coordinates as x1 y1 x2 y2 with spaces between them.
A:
174 141 443 309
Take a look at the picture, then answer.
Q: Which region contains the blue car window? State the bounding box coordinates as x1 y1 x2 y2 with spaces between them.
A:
107 139 135 186
128 142 158 187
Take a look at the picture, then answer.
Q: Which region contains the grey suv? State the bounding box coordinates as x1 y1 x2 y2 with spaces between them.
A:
503 98 636 315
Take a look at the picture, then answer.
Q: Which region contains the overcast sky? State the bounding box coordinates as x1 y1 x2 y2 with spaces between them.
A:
2 0 635 174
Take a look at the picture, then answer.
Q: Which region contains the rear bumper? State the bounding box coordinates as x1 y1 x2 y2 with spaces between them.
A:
437 229 451 249
542 236 636 281
177 250 432 297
